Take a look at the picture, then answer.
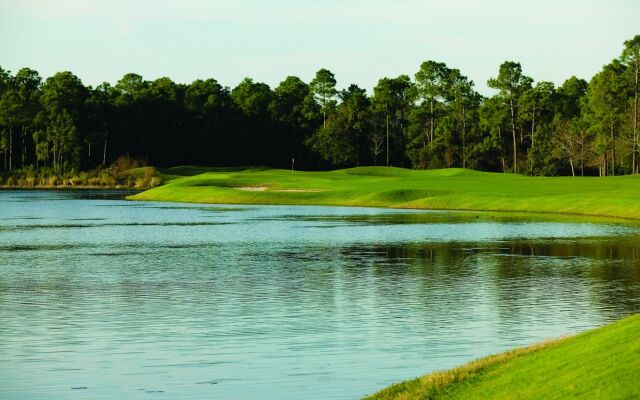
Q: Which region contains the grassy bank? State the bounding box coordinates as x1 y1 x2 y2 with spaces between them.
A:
130 166 640 219
0 166 162 189
364 314 640 400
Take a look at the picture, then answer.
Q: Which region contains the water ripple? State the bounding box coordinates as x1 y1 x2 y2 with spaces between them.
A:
0 190 639 400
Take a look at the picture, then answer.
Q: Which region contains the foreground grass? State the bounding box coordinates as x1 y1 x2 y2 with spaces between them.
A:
365 314 640 400
130 166 640 219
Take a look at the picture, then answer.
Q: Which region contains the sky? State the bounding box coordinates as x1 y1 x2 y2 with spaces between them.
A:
0 0 639 96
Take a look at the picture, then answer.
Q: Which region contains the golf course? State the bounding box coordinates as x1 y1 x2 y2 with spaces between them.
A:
130 166 640 220
3 1 638 398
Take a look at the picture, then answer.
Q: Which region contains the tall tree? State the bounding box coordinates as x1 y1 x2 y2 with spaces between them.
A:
48 109 78 171
444 68 480 168
414 61 449 143
13 68 42 168
39 71 88 171
552 77 589 176
270 76 309 127
0 70 18 171
231 78 274 164
519 81 556 174
146 77 183 164
113 73 151 161
184 78 235 165
115 73 147 98
488 61 533 172
620 35 640 173
0 68 8 170
309 69 337 131
371 75 412 166
270 76 315 167
306 85 371 167
405 101 431 168
584 61 628 176
477 96 510 172
85 82 118 167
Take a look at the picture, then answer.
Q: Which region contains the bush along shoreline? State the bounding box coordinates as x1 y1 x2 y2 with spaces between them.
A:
0 157 162 189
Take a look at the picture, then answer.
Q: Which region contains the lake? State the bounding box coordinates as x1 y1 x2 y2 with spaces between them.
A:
1 190 639 399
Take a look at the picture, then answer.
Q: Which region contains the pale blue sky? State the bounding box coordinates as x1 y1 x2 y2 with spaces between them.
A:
1 0 638 95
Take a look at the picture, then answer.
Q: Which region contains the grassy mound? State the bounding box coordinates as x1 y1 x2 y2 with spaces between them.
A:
364 314 640 400
129 166 640 219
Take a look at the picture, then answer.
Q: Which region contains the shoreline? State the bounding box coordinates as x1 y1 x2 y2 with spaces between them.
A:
364 314 640 399
5 183 635 223
128 165 640 221
0 185 147 191
7 165 640 222
127 195 640 222
0 185 146 190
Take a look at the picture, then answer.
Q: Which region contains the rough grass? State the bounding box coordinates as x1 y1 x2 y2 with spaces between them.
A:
364 314 640 400
130 166 640 219
0 166 162 189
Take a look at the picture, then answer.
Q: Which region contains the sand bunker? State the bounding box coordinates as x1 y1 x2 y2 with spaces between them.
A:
235 186 268 191
234 187 323 193
273 189 324 193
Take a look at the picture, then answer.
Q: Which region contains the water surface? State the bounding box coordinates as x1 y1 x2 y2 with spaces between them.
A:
1 190 639 399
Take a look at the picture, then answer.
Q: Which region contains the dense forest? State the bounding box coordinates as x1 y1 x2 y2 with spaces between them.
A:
0 35 638 178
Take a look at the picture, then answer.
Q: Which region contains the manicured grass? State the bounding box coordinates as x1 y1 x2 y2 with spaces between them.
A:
364 314 640 400
130 166 640 219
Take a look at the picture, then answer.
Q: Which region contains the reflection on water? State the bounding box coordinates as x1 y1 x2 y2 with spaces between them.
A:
0 191 639 400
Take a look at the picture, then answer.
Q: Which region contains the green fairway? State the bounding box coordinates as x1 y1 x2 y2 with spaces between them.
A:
364 314 640 400
130 166 640 219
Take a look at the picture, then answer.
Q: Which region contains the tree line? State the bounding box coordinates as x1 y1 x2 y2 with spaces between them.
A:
0 35 638 176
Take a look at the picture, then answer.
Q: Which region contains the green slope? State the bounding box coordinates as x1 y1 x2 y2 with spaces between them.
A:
365 314 640 400
130 166 640 219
